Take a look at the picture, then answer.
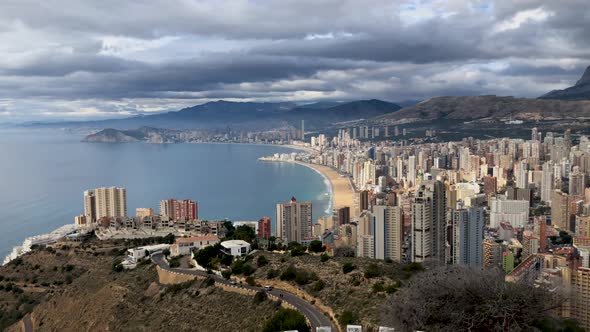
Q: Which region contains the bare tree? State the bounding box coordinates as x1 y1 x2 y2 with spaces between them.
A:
381 265 573 332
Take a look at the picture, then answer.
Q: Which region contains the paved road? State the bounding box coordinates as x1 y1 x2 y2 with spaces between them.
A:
152 254 336 331
22 313 33 332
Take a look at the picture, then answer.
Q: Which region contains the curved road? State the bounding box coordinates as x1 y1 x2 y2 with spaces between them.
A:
152 254 336 331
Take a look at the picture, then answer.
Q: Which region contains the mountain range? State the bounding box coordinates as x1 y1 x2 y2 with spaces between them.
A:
27 65 590 133
37 99 402 131
540 65 590 100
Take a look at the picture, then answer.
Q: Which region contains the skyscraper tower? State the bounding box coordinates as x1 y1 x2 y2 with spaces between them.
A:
450 206 484 267
301 120 305 141
411 180 447 263
276 197 312 243
94 187 127 220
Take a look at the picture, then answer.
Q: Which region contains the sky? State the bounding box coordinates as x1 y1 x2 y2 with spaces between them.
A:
0 0 589 122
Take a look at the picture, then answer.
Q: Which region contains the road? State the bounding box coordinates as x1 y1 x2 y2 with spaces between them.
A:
22 313 33 332
152 254 336 331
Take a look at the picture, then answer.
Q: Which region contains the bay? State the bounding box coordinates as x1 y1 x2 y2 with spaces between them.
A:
0 128 331 258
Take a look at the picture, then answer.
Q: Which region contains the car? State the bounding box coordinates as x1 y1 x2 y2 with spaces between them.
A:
263 285 273 291
229 280 237 285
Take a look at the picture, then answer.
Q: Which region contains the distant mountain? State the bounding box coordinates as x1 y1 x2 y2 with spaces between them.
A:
297 101 343 109
82 127 181 143
540 65 590 100
286 99 401 128
28 99 401 131
375 95 590 124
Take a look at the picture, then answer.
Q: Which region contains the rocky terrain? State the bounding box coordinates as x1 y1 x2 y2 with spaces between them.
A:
236 251 417 330
541 65 590 100
0 241 280 332
374 95 590 125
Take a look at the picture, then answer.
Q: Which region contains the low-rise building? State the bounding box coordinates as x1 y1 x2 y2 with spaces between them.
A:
220 240 251 256
170 235 219 257
127 244 170 263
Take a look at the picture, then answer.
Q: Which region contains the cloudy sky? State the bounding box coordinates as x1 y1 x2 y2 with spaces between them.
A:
0 0 589 122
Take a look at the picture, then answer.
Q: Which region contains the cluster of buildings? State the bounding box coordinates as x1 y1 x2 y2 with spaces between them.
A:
268 127 590 329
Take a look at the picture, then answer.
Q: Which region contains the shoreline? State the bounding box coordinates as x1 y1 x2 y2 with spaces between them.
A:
261 159 356 215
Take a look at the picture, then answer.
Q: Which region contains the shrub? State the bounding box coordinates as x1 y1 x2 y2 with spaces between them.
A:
339 310 358 327
290 247 305 257
262 308 310 332
382 265 576 331
257 255 269 267
280 265 298 281
242 264 256 276
342 262 355 274
364 263 381 279
311 279 325 292
267 269 279 279
320 253 330 262
221 270 232 279
245 276 257 286
168 257 181 268
372 281 385 293
254 290 268 304
308 240 325 253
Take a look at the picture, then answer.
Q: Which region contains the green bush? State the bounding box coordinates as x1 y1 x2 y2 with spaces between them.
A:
308 240 325 253
257 255 269 267
372 281 385 293
221 270 232 279
245 276 257 286
311 279 325 292
262 308 310 332
364 263 381 278
280 265 298 281
168 257 181 268
342 262 355 274
254 290 268 303
242 264 256 276
320 253 330 262
267 269 279 279
339 310 358 327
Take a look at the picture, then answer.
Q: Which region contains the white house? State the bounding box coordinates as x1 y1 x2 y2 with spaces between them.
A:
170 235 219 257
127 244 170 263
220 240 251 256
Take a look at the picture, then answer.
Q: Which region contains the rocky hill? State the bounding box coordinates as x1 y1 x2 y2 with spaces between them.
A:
374 95 590 125
541 65 590 100
1 241 279 332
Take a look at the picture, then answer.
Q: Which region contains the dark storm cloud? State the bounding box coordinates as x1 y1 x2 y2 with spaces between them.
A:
0 0 589 121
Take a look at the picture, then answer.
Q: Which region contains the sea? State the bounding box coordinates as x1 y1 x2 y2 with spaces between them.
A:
0 128 331 259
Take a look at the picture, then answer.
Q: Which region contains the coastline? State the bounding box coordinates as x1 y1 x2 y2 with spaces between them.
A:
263 159 356 215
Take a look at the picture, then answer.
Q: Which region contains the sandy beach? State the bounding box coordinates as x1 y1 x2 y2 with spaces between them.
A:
298 162 356 211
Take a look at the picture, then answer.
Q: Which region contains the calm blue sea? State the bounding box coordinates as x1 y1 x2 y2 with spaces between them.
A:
0 128 331 258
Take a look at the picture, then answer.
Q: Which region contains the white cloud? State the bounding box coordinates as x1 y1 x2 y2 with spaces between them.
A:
493 6 554 33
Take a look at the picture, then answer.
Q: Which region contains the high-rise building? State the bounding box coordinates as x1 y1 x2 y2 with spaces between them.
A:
93 187 127 220
483 239 503 270
300 120 305 140
373 205 404 262
451 206 484 267
411 180 446 263
160 199 198 221
337 206 350 225
275 197 312 243
551 190 570 230
258 217 272 239
516 160 529 189
135 208 154 218
541 161 554 204
358 190 370 215
83 190 96 222
483 176 497 200
569 166 586 197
